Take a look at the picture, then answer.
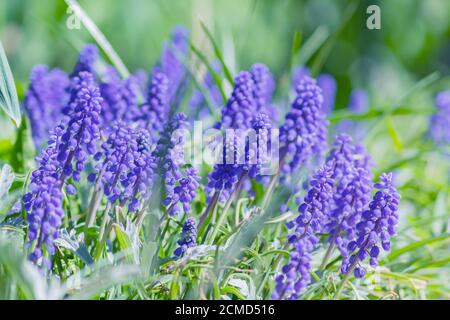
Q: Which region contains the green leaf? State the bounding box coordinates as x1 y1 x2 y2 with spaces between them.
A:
297 26 329 66
289 31 302 70
310 1 358 76
199 20 234 85
64 0 130 78
0 41 21 127
0 164 14 200
386 234 450 261
10 117 36 174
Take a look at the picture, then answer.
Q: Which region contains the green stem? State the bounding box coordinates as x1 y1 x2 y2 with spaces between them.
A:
207 173 246 244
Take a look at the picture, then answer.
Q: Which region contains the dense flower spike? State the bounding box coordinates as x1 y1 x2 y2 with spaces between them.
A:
125 129 157 212
71 44 99 77
250 64 277 121
429 90 450 145
24 126 65 268
154 113 199 215
247 113 272 178
138 71 170 140
280 75 329 173
155 26 189 104
89 122 139 205
274 166 335 299
323 134 373 259
58 71 102 182
189 62 223 119
317 74 337 114
220 71 257 129
174 217 197 257
342 173 400 277
100 67 141 124
24 65 70 147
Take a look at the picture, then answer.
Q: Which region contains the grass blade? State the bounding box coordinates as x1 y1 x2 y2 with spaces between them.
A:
0 41 21 127
297 26 329 66
64 0 130 78
199 20 234 86
386 234 450 261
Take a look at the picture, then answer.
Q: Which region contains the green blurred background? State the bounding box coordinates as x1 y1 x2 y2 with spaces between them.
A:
1 0 449 105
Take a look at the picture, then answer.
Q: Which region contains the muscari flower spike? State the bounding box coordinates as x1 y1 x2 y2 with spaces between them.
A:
219 70 257 130
24 65 70 147
138 71 170 141
89 122 139 205
280 75 329 173
71 44 99 77
99 66 141 124
322 134 373 259
273 166 335 299
58 71 102 183
154 113 200 216
155 26 189 104
24 126 65 269
250 63 277 122
342 173 400 278
174 217 197 257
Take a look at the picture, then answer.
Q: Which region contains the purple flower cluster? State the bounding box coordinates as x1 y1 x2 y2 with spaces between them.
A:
429 90 450 145
71 44 99 77
348 89 369 114
100 67 141 124
323 134 373 262
280 75 329 173
174 217 197 257
155 26 189 104
154 113 200 215
250 64 277 122
317 74 337 114
291 66 337 114
89 123 139 205
58 71 102 183
138 71 170 140
220 71 256 129
24 65 70 147
24 127 65 268
247 113 272 178
342 173 400 277
273 167 334 299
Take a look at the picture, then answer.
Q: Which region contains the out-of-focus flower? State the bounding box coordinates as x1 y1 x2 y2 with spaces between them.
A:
429 90 450 145
317 74 337 114
189 62 223 119
99 67 141 124
71 44 99 77
280 75 329 173
154 26 189 105
348 89 369 114
24 65 70 147
250 63 278 122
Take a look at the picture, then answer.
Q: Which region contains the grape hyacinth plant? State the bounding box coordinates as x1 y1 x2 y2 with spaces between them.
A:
7 4 450 302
